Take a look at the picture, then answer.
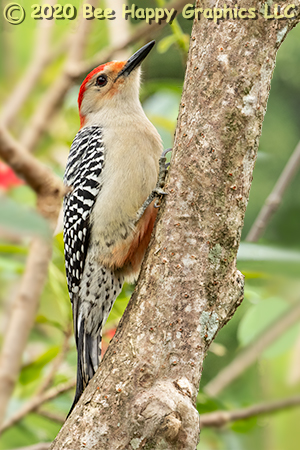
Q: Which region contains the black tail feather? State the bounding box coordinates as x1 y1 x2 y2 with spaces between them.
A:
67 319 101 418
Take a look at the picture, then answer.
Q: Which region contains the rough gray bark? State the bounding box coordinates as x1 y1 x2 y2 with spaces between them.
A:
50 2 300 449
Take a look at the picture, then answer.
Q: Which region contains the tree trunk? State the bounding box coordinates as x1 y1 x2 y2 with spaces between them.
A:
50 2 300 448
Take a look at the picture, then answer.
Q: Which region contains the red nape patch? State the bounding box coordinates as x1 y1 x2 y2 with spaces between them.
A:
78 63 108 110
78 60 126 128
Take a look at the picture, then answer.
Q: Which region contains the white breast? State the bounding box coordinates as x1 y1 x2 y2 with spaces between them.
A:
89 105 162 250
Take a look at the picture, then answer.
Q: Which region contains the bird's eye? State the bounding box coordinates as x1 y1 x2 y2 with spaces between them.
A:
96 75 108 87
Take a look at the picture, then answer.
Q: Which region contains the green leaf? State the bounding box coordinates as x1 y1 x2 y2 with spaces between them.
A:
238 243 300 262
237 297 288 347
106 283 133 325
263 324 300 358
0 255 24 274
0 422 37 449
230 416 257 433
237 298 300 358
196 392 227 414
35 314 64 331
242 270 270 280
19 346 60 385
47 262 71 321
9 185 36 208
17 413 61 444
0 197 51 239
0 243 27 254
143 90 181 121
157 35 177 54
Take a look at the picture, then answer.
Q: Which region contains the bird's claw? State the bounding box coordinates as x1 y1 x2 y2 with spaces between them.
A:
153 148 172 208
154 187 167 196
135 149 172 221
162 148 172 158
153 188 168 208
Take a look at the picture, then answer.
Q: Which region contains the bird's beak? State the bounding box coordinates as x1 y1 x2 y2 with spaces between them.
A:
115 41 155 81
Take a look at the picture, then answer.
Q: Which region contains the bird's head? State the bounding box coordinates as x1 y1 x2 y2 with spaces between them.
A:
78 41 155 128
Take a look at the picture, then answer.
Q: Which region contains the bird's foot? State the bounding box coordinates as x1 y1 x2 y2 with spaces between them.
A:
153 148 172 207
135 149 172 222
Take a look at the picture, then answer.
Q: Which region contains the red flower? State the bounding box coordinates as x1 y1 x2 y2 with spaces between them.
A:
0 161 23 191
101 327 116 355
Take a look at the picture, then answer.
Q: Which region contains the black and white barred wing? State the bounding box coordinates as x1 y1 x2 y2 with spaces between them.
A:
63 126 104 310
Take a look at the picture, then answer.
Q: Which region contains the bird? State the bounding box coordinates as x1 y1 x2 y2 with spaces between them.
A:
63 40 167 414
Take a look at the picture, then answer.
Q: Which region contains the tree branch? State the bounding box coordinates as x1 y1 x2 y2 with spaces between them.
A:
107 0 131 59
79 0 189 75
12 444 50 450
37 409 65 424
200 395 300 428
204 301 300 397
246 140 300 242
0 239 52 426
0 126 65 425
35 326 72 397
0 124 64 204
0 379 75 433
1 0 56 128
20 0 98 151
48 2 300 448
288 332 300 385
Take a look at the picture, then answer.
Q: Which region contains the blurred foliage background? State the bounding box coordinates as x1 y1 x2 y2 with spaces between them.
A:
0 0 299 449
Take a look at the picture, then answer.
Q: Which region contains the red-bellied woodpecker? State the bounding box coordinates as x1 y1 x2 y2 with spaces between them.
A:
63 41 167 413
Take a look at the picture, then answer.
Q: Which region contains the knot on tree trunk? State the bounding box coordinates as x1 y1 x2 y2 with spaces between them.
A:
132 379 200 449
159 412 182 441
